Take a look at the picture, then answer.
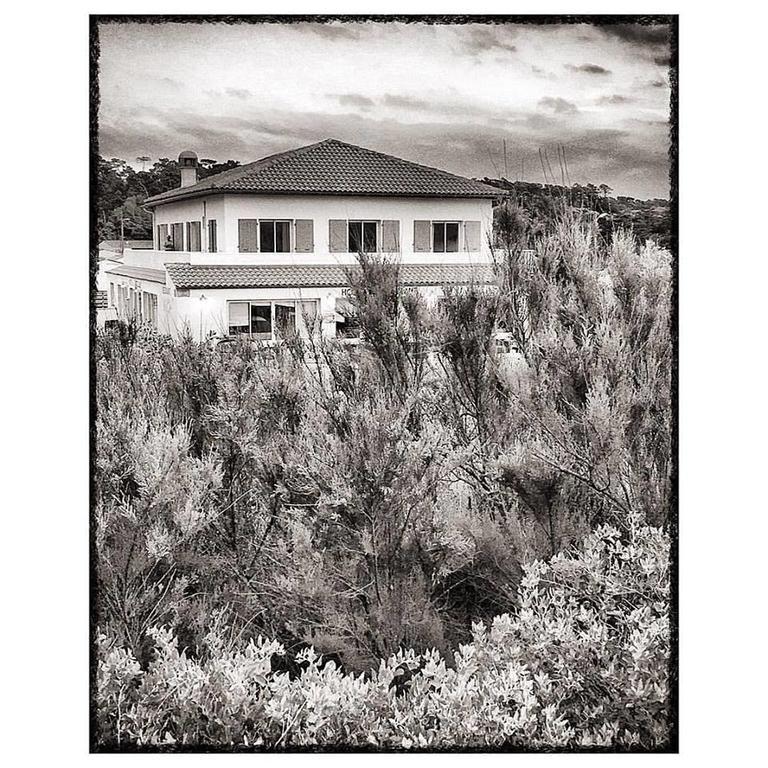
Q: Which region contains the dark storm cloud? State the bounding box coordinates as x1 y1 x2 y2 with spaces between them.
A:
333 94 376 110
99 100 669 198
600 24 671 46
539 97 579 115
458 27 518 57
597 94 633 105
566 63 611 75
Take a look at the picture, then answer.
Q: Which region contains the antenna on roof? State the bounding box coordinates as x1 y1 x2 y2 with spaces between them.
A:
503 139 509 179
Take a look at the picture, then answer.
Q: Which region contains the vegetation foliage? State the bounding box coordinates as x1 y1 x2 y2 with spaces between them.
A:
93 210 673 750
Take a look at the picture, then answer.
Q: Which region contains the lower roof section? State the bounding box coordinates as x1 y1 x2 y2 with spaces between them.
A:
105 265 167 284
165 262 495 290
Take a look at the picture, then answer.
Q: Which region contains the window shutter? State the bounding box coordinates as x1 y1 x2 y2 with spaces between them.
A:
329 219 347 253
238 219 259 252
208 220 217 253
414 220 431 252
172 223 184 251
188 222 201 252
464 220 481 252
295 219 314 253
382 220 400 252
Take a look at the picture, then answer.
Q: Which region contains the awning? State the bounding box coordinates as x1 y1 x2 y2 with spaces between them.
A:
335 297 358 318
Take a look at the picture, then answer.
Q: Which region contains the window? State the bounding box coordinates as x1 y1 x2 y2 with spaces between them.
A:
142 292 158 327
227 300 320 340
250 305 273 339
109 283 115 308
432 222 460 253
208 220 217 253
228 302 250 335
171 223 184 251
260 220 291 253
274 301 296 337
298 300 319 332
228 302 271 339
186 221 201 252
348 221 378 253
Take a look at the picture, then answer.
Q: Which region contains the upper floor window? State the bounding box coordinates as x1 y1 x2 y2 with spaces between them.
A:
413 220 481 253
432 222 460 253
260 220 291 253
348 221 377 253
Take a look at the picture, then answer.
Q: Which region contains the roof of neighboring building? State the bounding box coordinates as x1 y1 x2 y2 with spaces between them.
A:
105 265 167 284
144 139 500 206
95 290 108 309
165 262 495 290
99 240 155 251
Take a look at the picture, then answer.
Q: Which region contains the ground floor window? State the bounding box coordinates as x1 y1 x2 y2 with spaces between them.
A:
142 292 158 327
227 299 319 340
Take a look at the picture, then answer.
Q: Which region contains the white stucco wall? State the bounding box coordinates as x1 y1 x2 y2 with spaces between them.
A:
151 194 494 265
172 284 450 341
124 192 495 339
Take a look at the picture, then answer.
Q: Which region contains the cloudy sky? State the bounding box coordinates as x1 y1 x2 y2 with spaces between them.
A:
97 20 672 200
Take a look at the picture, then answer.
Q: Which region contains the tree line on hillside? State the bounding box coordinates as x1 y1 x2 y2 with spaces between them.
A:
96 156 241 243
96 155 671 250
482 178 671 249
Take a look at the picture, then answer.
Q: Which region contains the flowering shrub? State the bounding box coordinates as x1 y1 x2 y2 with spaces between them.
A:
96 520 670 750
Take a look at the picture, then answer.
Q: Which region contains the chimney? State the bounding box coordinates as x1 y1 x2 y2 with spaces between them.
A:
178 150 198 188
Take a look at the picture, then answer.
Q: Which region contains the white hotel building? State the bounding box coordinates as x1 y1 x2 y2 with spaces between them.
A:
100 138 500 340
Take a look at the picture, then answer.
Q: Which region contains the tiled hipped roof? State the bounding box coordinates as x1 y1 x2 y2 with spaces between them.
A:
165 262 495 290
144 139 500 205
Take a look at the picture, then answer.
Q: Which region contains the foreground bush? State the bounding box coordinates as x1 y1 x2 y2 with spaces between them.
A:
96 520 670 750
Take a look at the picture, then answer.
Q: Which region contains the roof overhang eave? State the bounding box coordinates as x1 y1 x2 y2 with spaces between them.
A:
145 188 498 208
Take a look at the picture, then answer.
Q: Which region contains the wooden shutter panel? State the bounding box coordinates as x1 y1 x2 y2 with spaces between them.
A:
172 223 184 251
382 220 400 253
414 220 431 252
188 222 201 252
329 219 347 253
295 219 314 253
238 219 259 252
464 220 481 252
